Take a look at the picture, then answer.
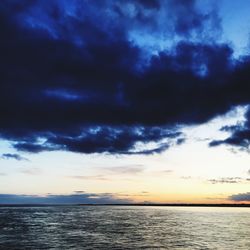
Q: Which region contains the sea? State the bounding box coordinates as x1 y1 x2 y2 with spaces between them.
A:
0 205 249 249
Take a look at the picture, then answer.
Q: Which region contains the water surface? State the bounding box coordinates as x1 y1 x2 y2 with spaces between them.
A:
0 206 249 249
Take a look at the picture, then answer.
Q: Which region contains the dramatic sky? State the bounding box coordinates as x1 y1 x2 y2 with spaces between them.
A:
1 0 250 204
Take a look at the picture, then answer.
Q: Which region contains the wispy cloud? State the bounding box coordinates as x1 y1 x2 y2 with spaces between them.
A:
181 176 193 180
150 169 174 177
101 165 145 175
207 177 250 184
112 191 151 198
70 175 109 181
1 153 29 161
155 169 173 174
20 168 41 175
70 165 146 181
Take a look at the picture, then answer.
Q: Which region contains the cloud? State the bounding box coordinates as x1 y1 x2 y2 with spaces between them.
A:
1 153 29 161
248 169 250 175
152 169 174 176
166 0 222 38
228 192 250 202
210 109 250 150
70 175 109 181
20 168 41 175
160 169 173 173
207 177 250 184
0 0 250 155
101 165 145 175
181 176 192 180
0 192 131 204
69 165 146 181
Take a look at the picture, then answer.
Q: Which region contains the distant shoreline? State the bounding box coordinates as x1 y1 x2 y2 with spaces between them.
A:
0 203 250 207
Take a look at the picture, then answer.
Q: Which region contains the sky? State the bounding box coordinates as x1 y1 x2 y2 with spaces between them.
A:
0 0 250 204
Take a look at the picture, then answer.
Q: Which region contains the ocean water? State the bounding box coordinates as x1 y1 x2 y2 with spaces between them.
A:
0 206 249 249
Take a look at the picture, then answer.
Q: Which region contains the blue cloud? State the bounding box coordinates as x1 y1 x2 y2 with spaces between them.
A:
0 192 131 204
1 153 28 161
0 0 250 155
229 192 250 202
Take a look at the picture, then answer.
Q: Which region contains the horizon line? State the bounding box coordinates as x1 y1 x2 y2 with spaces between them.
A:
0 203 250 207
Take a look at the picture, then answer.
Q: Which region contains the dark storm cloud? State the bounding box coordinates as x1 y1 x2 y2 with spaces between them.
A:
229 192 250 202
1 153 28 161
210 108 250 150
167 0 221 38
11 127 180 154
136 0 160 9
0 192 131 204
1 0 250 155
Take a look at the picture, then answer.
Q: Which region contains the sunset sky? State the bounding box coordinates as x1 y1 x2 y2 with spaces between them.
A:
1 0 250 204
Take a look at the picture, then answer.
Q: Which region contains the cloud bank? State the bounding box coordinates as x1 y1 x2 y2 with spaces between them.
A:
1 0 250 155
0 192 131 204
229 192 250 202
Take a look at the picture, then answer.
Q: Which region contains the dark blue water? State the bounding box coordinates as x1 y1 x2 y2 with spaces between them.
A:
0 206 249 249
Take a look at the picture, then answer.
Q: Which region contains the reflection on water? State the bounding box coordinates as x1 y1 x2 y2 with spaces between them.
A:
0 206 249 249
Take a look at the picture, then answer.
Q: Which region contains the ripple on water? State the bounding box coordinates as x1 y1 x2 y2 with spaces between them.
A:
0 206 249 249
